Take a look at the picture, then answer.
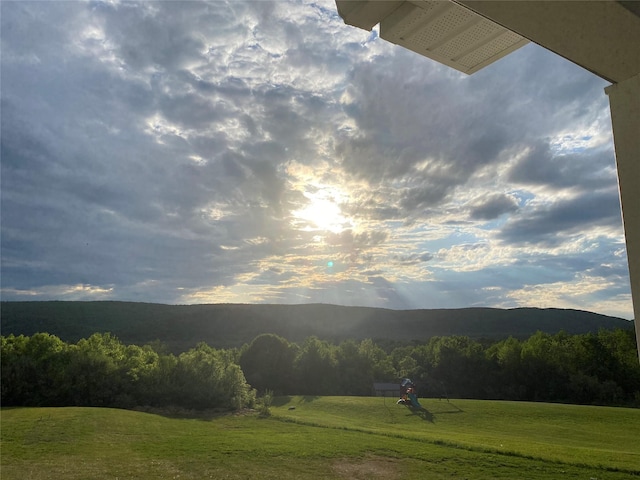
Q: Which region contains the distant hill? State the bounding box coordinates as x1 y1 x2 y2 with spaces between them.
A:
0 301 633 352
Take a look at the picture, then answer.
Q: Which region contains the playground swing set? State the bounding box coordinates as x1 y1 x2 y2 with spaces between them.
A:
396 378 421 408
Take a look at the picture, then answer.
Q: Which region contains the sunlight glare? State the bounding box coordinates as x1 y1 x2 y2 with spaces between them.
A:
293 188 353 234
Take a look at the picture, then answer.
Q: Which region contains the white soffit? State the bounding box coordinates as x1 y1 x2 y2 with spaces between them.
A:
335 0 529 75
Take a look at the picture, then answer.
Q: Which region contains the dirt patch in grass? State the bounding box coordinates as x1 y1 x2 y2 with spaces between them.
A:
331 455 402 479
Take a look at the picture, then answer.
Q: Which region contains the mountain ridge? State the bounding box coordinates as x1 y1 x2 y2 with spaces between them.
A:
1 301 633 352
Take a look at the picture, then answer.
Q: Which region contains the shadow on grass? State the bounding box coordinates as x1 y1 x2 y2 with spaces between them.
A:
297 395 320 404
401 405 435 422
435 401 464 414
413 406 435 422
272 395 320 407
394 398 463 422
132 405 250 421
272 396 292 407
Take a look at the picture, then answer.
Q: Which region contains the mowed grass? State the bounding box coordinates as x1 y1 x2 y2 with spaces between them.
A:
272 396 640 471
1 397 638 480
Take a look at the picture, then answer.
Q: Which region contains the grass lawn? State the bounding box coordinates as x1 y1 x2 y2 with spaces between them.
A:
272 396 640 471
2 397 639 479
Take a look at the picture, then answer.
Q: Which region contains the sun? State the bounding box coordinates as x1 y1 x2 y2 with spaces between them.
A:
293 188 352 234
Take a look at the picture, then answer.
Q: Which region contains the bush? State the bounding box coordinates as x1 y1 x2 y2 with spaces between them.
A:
258 390 273 417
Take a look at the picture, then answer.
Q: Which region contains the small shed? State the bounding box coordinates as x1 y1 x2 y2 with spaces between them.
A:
372 382 400 397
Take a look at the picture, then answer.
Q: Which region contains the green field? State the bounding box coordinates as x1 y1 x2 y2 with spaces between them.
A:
2 397 639 479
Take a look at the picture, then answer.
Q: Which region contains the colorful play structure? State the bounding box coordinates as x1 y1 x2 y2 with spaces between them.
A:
397 378 421 408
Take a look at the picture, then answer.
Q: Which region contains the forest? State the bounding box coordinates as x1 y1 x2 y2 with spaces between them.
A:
2 329 639 410
2 301 632 351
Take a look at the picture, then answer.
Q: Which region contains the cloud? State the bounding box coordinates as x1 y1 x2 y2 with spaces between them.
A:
392 252 434 265
498 188 623 246
468 193 519 220
0 0 632 319
506 141 617 191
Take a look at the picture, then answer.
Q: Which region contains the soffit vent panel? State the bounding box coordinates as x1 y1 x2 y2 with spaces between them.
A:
336 0 529 75
380 1 528 74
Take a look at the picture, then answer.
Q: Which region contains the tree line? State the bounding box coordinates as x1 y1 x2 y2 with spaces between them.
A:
238 330 640 406
2 328 639 410
1 333 254 410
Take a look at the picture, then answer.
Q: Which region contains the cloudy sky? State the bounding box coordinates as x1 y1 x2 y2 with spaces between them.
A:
1 0 633 319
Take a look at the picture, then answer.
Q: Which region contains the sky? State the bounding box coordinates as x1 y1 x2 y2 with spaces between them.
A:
0 0 633 319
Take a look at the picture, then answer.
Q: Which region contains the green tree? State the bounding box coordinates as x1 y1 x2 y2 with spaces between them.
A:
6 333 70 405
294 337 337 395
1 334 32 405
333 339 396 395
519 331 572 401
138 352 180 407
65 333 128 406
428 336 494 398
239 334 296 394
173 343 254 409
486 337 526 400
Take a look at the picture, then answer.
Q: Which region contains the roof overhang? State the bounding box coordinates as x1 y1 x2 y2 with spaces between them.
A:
336 0 640 82
336 0 529 75
456 0 640 83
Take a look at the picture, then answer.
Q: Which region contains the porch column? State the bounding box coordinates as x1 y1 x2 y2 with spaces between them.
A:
605 73 640 360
